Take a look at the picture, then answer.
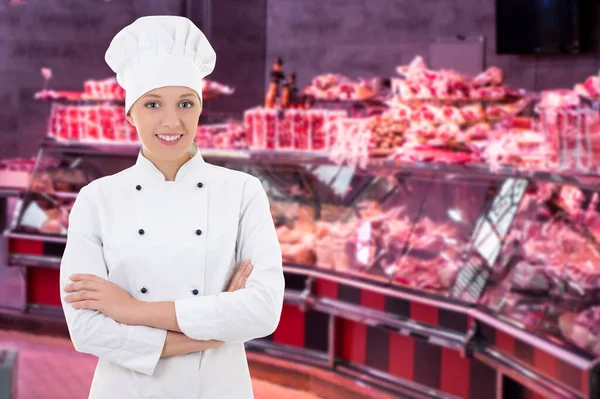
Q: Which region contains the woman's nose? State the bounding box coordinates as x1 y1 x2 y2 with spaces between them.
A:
162 108 182 128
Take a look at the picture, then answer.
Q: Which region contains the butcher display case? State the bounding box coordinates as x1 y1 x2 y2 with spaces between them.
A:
4 137 600 399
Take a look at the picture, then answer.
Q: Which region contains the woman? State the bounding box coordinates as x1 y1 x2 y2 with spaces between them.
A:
59 15 284 399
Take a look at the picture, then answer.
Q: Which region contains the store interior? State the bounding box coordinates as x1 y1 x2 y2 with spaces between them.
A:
2 1 600 398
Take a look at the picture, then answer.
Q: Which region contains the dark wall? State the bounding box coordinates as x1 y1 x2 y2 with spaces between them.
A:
0 0 267 158
0 0 181 158
0 0 599 159
208 0 267 116
266 0 600 94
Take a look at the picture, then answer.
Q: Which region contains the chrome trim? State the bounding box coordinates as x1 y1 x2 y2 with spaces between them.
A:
0 188 23 197
42 139 251 162
52 191 78 199
283 289 304 305
40 138 600 191
8 254 61 269
462 321 479 358
1 228 9 270
298 276 313 312
475 347 582 399
312 296 466 351
282 264 594 371
327 315 336 369
26 304 64 319
283 264 471 313
470 309 592 371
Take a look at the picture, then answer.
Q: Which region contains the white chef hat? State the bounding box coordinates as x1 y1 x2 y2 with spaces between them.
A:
105 15 216 114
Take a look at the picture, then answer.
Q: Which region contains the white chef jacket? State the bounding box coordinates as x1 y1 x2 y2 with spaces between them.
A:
59 144 285 399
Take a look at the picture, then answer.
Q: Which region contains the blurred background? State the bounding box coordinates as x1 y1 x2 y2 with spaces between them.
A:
2 1 600 398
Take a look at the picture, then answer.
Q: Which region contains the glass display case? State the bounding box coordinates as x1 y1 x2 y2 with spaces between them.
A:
5 137 600 398
7 140 600 328
483 181 600 358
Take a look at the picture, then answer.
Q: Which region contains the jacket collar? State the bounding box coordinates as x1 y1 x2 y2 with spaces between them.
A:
134 143 205 183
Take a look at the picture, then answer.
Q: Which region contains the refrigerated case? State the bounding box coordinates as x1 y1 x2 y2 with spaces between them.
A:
4 137 600 399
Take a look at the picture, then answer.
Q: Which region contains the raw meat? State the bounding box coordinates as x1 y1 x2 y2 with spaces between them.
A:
244 107 345 151
394 56 515 101
472 66 504 88
460 103 486 124
195 122 246 149
483 128 555 171
560 308 600 355
303 73 377 101
393 143 477 164
83 77 125 100
47 103 137 143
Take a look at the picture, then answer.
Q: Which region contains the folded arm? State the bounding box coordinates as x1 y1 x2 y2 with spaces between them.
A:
60 184 168 376
134 177 285 343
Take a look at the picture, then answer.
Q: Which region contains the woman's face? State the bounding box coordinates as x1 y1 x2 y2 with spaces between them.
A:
126 86 202 162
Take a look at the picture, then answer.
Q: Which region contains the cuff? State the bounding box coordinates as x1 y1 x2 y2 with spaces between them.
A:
119 326 167 376
175 295 220 341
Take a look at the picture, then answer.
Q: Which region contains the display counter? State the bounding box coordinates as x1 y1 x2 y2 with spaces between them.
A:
4 137 599 399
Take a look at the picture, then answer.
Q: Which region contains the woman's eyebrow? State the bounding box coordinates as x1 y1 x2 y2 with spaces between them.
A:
143 93 196 99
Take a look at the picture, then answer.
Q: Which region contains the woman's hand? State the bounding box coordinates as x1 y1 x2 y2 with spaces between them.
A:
162 260 254 358
63 274 139 325
227 259 253 292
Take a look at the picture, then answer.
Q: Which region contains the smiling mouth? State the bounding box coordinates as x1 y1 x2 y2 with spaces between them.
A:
155 134 183 142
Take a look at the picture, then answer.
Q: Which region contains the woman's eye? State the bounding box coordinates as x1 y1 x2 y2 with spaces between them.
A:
145 102 160 109
180 101 193 109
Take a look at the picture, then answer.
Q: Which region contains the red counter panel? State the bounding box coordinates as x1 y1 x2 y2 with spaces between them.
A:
27 267 61 307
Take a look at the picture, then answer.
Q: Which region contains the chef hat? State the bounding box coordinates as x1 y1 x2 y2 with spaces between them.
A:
105 15 216 114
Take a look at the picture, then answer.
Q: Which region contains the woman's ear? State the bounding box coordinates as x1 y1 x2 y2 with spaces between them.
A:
126 113 134 126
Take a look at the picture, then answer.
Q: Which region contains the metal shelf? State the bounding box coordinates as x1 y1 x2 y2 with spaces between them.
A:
283 264 474 312
39 138 600 190
469 309 595 370
310 295 467 351
0 188 25 197
52 191 78 200
7 253 61 269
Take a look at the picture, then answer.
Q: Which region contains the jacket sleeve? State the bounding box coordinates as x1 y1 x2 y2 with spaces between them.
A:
60 184 167 376
174 176 285 343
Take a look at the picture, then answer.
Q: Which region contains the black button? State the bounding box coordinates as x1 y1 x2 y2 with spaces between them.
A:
196 229 202 236
192 289 199 295
141 287 147 294
197 182 203 188
136 185 142 191
138 229 145 235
